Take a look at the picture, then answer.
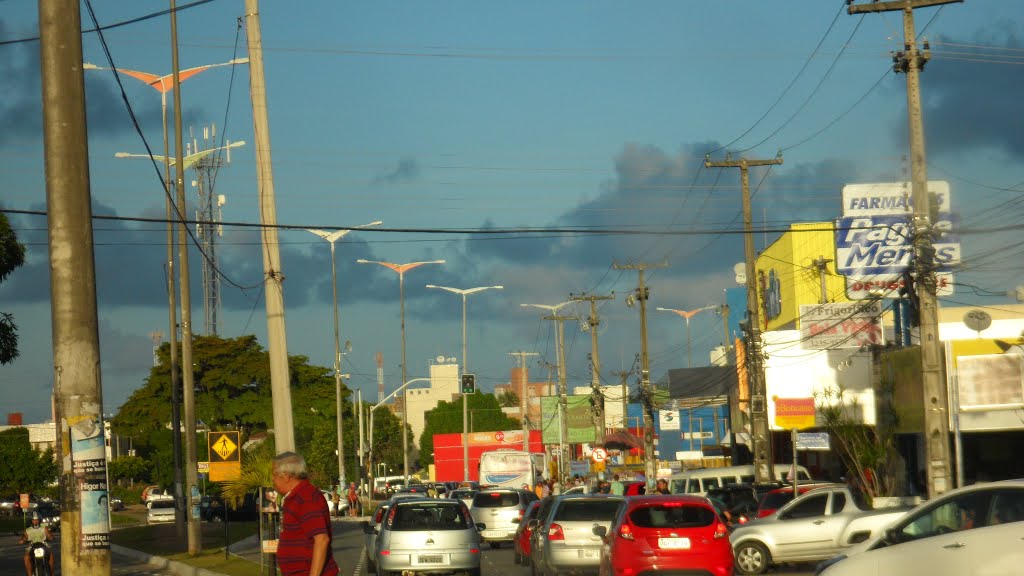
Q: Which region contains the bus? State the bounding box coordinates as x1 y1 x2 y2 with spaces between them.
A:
478 450 546 489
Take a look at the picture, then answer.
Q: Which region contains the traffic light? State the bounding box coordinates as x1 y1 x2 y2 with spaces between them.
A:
461 373 476 394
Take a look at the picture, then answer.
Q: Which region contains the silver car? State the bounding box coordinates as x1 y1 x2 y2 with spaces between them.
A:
374 498 481 576
362 501 392 572
532 494 623 576
470 488 539 548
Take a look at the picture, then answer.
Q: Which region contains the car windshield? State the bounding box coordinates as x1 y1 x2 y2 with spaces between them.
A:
389 503 469 531
473 491 520 508
629 503 715 528
554 499 622 521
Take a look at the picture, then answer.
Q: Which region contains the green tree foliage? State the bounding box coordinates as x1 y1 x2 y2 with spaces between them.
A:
107 455 151 484
0 213 27 365
815 384 898 498
0 428 57 495
418 394 520 468
496 389 520 408
367 405 411 478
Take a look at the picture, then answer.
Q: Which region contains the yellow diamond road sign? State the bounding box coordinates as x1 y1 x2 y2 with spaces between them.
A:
209 432 240 462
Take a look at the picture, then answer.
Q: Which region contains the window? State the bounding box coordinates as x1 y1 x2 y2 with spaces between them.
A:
472 491 521 508
628 504 715 528
686 479 702 494
830 493 846 515
740 475 756 484
555 500 622 522
390 504 469 531
989 490 1024 525
702 477 721 491
898 492 990 543
783 494 827 519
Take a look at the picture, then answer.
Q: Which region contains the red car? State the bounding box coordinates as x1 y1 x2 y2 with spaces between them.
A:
599 495 733 576
755 483 836 518
513 499 541 565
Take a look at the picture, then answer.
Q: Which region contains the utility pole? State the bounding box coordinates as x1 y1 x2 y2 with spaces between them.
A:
613 261 667 492
245 0 295 452
570 293 614 444
169 0 201 553
704 154 782 483
719 304 731 365
548 315 574 481
39 1 111 571
848 0 958 497
509 352 540 451
812 256 833 304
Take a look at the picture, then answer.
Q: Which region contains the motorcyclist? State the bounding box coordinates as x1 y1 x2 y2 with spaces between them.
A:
20 511 55 575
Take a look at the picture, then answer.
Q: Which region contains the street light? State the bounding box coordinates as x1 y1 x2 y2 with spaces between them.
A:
521 301 575 481
656 305 718 368
426 284 504 481
307 222 382 489
368 377 431 489
356 259 445 482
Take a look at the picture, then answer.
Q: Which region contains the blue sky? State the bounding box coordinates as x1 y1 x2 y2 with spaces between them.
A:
2 0 1023 425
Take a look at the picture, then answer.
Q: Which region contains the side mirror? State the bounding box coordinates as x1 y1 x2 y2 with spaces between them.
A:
476 523 487 531
592 525 607 537
883 527 901 545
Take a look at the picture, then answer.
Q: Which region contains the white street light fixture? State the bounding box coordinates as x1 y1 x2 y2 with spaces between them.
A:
426 284 504 481
356 259 445 482
656 305 718 368
307 221 382 489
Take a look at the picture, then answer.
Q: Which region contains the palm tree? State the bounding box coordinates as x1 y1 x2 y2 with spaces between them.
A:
221 450 273 509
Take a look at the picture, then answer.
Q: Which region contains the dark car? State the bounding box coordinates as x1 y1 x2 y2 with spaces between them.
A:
706 484 761 525
200 494 258 522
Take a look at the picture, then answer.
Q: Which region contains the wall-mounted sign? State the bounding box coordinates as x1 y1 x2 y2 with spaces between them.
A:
799 302 883 349
773 397 816 430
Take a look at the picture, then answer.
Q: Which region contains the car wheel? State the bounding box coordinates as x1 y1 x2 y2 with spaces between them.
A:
734 541 771 575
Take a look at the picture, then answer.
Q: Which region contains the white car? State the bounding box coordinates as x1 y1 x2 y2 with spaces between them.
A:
817 479 1024 576
147 498 177 524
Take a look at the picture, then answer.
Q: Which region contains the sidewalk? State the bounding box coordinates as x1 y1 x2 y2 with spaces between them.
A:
112 544 230 576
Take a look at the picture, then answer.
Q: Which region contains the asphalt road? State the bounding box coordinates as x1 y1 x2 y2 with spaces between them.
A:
0 532 181 575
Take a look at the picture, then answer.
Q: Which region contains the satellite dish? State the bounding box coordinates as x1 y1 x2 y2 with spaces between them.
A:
344 340 353 353
436 355 445 363
963 310 992 334
733 263 746 275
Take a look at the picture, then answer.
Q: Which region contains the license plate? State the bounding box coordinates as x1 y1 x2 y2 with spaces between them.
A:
416 554 445 565
579 549 599 559
481 530 504 538
658 537 691 549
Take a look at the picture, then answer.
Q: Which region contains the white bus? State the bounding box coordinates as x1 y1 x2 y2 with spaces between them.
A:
478 450 546 489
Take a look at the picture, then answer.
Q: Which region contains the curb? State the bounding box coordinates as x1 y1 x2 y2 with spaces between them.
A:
111 544 229 576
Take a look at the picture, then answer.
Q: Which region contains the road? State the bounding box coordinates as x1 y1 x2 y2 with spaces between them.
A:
0 532 181 575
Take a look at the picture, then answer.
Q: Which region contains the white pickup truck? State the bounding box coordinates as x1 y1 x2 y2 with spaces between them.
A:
729 485 909 575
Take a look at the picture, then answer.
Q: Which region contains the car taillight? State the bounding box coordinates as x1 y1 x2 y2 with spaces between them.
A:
469 548 480 554
618 524 634 541
738 515 749 524
547 523 565 541
380 550 390 556
713 522 728 539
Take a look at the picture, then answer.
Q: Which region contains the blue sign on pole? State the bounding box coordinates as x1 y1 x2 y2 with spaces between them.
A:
795 432 830 451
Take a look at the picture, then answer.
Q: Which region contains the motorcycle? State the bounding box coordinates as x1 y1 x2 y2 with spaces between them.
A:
29 542 52 576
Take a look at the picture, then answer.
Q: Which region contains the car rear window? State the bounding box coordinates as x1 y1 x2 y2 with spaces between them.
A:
389 503 470 531
151 500 175 509
554 499 622 521
629 503 715 528
473 491 520 508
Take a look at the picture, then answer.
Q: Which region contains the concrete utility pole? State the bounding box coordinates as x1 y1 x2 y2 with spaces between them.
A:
613 261 668 492
704 155 782 483
812 256 833 304
522 303 575 480
169 1 201 553
244 0 296 452
848 0 958 497
570 293 614 444
719 304 731 365
509 352 540 451
38 0 111 570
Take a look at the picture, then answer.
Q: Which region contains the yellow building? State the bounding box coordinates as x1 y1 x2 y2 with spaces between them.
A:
755 222 850 331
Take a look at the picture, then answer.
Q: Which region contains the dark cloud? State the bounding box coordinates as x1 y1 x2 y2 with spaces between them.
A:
373 157 420 184
465 141 856 281
919 22 1024 160
0 17 198 148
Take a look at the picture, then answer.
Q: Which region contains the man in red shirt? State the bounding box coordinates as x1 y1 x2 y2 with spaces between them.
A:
272 452 340 576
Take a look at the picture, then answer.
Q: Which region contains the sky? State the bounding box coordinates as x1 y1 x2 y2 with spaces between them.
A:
2 0 1023 426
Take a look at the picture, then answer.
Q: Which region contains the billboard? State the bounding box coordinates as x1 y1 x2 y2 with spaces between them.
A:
948 338 1024 432
799 301 883 350
540 395 597 444
836 181 959 299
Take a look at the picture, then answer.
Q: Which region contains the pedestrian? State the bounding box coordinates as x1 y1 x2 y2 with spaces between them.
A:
272 451 340 576
331 489 341 517
535 481 545 498
610 474 624 496
347 482 360 517
654 478 671 495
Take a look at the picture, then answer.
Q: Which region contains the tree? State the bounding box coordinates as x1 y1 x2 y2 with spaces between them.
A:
0 428 57 495
815 384 898 499
0 213 26 365
107 455 151 485
418 394 521 468
496 389 520 408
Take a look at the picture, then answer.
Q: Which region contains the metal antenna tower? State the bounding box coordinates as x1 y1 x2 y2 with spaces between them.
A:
190 124 235 336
